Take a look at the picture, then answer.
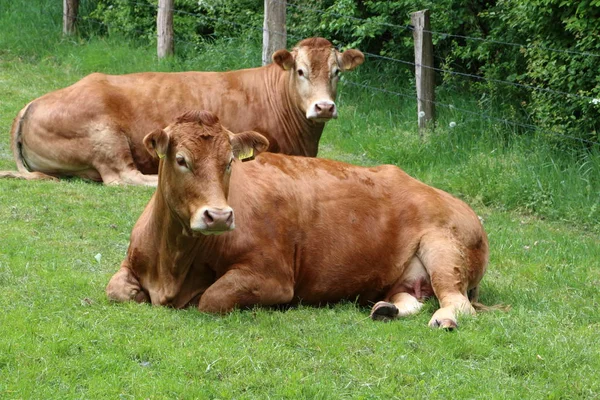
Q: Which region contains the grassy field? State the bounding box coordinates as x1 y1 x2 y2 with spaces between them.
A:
1 1 599 398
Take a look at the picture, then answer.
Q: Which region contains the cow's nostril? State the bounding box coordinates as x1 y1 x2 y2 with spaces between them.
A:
199 208 234 231
314 102 335 115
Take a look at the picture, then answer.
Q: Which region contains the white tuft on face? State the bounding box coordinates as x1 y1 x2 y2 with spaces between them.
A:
293 47 341 122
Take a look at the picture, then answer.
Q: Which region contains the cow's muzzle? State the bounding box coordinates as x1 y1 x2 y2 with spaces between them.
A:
191 206 235 235
306 100 337 121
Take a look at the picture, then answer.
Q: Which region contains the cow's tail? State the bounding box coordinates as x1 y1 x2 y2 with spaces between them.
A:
0 102 58 181
468 286 511 312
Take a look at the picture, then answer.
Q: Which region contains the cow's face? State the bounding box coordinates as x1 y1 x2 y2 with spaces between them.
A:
144 110 269 236
273 38 364 122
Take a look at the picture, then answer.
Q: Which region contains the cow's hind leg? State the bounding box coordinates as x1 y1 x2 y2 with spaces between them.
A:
370 256 427 321
198 267 294 314
370 292 424 322
106 265 149 303
419 233 475 330
91 131 158 186
95 162 158 187
113 169 158 187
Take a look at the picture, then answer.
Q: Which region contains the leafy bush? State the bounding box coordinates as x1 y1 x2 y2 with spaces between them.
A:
496 0 600 146
89 0 262 47
89 0 157 41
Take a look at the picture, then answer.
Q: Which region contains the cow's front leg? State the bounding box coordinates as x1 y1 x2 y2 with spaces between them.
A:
198 267 294 314
106 265 149 303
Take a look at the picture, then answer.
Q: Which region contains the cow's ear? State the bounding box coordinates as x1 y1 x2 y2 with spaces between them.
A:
272 49 295 71
339 49 365 71
230 131 269 162
143 129 169 159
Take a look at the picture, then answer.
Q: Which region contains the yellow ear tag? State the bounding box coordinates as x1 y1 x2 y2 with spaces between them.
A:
158 153 165 159
238 148 255 162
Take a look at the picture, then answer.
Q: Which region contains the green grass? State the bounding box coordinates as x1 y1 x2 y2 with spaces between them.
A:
1 1 599 398
1 180 598 398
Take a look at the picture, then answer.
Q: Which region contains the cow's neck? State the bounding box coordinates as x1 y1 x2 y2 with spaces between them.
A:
264 64 326 157
145 184 230 306
144 186 203 306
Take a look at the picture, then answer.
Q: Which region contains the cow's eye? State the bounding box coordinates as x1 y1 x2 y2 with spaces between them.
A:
175 154 187 168
297 69 305 77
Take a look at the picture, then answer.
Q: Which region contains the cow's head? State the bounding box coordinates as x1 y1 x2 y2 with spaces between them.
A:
143 110 269 236
272 37 364 122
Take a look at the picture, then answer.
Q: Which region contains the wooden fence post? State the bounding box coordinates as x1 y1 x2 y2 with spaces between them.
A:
63 0 79 35
262 0 287 65
411 9 435 135
157 0 174 58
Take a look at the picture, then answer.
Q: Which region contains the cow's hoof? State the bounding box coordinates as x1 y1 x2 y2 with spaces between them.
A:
429 318 458 331
134 290 150 303
370 301 399 322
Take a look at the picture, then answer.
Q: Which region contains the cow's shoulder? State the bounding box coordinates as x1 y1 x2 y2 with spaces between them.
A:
77 72 111 86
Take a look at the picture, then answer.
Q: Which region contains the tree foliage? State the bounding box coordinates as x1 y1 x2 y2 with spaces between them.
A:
89 0 262 45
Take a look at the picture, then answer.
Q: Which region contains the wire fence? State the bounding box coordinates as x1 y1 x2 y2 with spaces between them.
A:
345 81 599 145
71 0 599 146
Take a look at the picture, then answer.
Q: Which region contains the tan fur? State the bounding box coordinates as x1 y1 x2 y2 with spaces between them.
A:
107 111 492 329
0 102 58 181
0 38 364 186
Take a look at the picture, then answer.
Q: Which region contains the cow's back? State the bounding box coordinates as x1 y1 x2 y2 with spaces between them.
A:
21 68 309 176
218 153 486 305
87 69 293 142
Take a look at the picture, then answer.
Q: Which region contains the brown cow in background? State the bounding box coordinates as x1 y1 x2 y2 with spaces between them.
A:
106 110 491 330
0 38 364 185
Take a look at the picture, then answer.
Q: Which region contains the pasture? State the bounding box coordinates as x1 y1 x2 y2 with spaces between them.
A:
1 1 599 398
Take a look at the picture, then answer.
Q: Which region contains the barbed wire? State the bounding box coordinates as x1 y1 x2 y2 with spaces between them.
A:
423 29 600 59
131 1 304 41
344 80 417 101
345 80 600 145
422 63 598 101
76 15 153 40
360 52 598 101
361 52 414 66
75 14 267 60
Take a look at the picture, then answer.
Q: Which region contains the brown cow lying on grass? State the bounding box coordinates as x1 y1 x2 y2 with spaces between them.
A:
0 37 364 186
106 110 491 329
